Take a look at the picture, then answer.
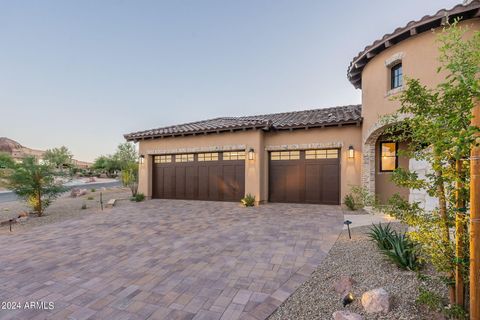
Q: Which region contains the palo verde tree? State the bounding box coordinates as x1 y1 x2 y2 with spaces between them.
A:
4 156 67 216
381 22 480 313
43 146 73 170
114 142 139 196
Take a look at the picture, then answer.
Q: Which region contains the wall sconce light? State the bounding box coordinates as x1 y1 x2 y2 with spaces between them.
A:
248 148 255 160
348 146 354 159
139 155 145 164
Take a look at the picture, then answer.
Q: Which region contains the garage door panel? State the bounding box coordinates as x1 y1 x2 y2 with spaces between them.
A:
235 165 245 200
198 165 209 200
175 167 186 199
208 166 221 200
185 166 197 199
269 166 286 202
321 163 340 204
222 165 236 201
153 166 164 198
163 167 175 199
305 164 321 203
285 164 302 203
269 150 340 205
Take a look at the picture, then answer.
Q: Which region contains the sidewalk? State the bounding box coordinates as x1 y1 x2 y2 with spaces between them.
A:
343 211 398 230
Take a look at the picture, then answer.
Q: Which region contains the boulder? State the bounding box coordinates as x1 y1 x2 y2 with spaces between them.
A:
70 188 80 198
332 311 364 320
17 211 28 218
361 288 390 314
333 276 355 294
78 189 88 196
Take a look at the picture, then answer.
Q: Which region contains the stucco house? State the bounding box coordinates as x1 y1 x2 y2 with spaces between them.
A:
125 1 480 206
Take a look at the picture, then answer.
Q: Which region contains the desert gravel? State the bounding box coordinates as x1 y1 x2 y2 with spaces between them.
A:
0 187 131 233
269 224 447 320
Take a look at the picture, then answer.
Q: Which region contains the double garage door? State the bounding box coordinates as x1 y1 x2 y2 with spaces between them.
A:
152 149 340 204
152 152 245 201
268 149 340 205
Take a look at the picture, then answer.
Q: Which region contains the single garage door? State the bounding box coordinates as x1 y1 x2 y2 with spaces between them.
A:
152 151 245 201
269 149 340 204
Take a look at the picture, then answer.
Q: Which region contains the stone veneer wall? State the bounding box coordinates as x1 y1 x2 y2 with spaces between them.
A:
408 159 437 211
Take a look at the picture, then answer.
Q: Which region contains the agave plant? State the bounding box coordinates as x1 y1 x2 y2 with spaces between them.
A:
368 223 421 271
367 223 396 250
382 232 421 271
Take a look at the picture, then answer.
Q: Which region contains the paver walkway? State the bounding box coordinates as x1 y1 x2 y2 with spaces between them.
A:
0 200 343 320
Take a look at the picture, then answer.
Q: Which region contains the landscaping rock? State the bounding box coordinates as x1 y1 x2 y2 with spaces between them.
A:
17 211 28 218
70 188 80 197
332 311 364 320
333 276 355 295
361 288 390 314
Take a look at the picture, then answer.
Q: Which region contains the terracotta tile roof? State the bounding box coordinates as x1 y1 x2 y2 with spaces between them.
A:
124 104 362 141
347 1 480 89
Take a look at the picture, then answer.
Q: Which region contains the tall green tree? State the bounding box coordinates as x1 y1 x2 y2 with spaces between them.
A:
381 22 480 310
113 142 139 196
0 153 15 187
43 146 73 169
113 142 137 169
4 157 66 216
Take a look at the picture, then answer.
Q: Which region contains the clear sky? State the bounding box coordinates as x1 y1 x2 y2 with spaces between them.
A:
0 0 461 162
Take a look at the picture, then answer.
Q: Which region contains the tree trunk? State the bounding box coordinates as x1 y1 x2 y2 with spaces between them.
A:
436 167 455 304
455 159 466 308
470 99 480 320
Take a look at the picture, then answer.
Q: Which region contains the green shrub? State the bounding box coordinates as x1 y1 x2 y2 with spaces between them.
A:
241 194 255 207
382 232 421 271
367 223 396 250
344 194 358 210
81 203 87 210
416 288 442 312
344 185 377 210
87 196 94 200
368 223 421 271
131 193 145 202
90 188 96 192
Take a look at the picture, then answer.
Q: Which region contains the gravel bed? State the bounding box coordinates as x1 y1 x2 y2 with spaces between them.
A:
0 187 131 233
269 224 447 320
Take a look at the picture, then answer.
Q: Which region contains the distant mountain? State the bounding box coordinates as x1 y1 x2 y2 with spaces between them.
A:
0 137 91 168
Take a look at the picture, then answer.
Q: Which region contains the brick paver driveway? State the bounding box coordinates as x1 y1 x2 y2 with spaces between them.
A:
0 200 343 320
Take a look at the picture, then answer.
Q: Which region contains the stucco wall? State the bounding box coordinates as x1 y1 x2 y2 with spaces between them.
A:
361 19 480 138
361 18 480 201
136 124 362 204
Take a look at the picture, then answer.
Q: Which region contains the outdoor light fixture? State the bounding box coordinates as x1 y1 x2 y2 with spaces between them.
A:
139 155 145 165
344 220 352 239
248 148 255 160
342 292 355 307
348 146 355 158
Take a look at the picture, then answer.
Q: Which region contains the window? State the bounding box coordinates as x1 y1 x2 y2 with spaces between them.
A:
270 151 300 160
380 142 397 172
175 154 194 162
198 153 219 161
223 151 245 160
154 155 172 163
305 149 338 160
391 63 403 89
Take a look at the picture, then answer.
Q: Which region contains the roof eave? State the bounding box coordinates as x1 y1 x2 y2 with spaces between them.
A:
347 2 480 89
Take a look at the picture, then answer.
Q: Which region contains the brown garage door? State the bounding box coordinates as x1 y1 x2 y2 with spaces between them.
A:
269 149 340 204
152 152 245 201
